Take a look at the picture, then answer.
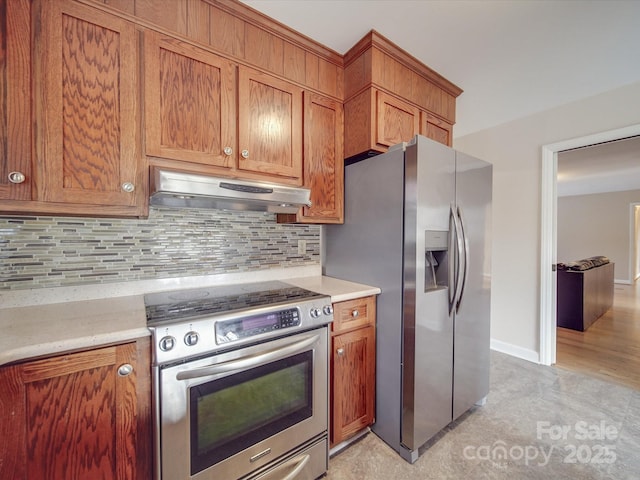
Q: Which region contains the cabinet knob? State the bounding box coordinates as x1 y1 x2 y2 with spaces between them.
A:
121 182 135 193
337 348 344 356
223 146 233 156
351 310 359 318
241 149 249 159
8 171 26 184
117 364 133 377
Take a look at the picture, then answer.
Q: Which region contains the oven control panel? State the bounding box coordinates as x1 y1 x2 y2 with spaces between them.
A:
215 308 301 344
148 291 333 366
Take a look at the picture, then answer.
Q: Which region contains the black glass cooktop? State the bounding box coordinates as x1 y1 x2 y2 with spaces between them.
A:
144 281 323 325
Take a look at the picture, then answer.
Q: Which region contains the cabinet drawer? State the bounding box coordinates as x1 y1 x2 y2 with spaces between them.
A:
332 296 376 334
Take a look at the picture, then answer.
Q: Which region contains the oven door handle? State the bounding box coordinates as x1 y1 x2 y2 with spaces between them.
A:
176 333 319 380
255 453 310 480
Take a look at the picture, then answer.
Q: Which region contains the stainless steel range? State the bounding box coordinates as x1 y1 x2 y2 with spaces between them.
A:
145 280 334 480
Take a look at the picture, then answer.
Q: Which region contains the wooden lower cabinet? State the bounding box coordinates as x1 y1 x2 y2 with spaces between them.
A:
0 338 152 479
330 296 376 447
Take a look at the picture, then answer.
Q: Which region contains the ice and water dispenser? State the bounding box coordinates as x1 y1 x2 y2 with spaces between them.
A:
425 230 449 291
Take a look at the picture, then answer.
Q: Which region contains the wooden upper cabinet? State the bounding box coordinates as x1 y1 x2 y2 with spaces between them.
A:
278 92 343 224
0 0 31 201
375 90 420 149
0 339 151 479
421 111 453 147
34 0 144 213
237 66 303 183
144 39 303 185
343 31 461 159
144 31 236 169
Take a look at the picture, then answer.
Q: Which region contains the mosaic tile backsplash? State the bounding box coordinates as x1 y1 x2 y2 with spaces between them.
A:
0 207 320 290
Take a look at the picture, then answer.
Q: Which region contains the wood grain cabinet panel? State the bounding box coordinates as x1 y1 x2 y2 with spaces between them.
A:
343 31 461 159
34 0 144 212
144 30 236 169
0 0 31 201
237 66 303 182
330 296 376 447
421 111 453 147
375 90 420 149
144 40 303 185
0 339 152 480
278 92 343 224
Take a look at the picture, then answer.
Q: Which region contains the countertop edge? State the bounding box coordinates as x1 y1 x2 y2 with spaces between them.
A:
0 327 151 367
0 274 380 367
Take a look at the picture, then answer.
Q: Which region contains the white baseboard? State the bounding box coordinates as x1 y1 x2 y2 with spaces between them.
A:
490 338 540 364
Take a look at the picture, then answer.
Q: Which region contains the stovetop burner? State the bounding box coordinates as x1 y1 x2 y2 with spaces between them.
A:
145 280 333 366
144 280 324 325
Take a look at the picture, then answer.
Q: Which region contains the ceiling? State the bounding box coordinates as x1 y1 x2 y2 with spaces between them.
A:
557 136 640 197
241 0 640 138
241 0 640 195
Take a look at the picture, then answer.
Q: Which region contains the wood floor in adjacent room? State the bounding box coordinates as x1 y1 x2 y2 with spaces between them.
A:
556 280 640 390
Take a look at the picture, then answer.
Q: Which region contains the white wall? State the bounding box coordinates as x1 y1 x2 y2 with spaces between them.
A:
635 205 640 280
453 80 640 361
557 190 640 283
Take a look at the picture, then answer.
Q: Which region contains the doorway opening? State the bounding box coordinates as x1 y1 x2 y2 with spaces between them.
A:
539 123 640 366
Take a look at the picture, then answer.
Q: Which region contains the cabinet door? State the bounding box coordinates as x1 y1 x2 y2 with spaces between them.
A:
0 0 31 201
375 90 419 149
34 0 142 210
0 340 151 479
144 31 236 168
278 92 344 224
237 66 303 183
421 111 453 147
302 92 344 223
331 325 376 446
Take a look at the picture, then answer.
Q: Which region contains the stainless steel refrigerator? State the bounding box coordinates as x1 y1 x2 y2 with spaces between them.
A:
324 134 492 463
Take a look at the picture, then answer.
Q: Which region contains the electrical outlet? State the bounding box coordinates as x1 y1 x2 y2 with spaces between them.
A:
297 240 307 255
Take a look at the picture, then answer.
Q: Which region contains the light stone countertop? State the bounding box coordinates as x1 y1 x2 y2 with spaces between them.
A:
0 295 149 366
0 273 379 366
285 276 381 303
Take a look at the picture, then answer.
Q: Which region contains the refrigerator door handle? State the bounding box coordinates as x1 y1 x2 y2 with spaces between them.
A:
448 204 458 314
451 204 465 313
455 205 469 313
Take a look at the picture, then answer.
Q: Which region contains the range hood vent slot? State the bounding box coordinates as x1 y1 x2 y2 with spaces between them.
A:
149 168 311 214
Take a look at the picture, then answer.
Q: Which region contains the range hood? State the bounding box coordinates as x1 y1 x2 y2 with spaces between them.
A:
149 168 311 214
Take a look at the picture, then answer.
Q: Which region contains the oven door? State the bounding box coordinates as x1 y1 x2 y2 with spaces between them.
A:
157 327 328 480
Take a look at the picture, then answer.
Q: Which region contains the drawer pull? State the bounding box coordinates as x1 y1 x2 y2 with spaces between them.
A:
351 310 359 318
337 348 344 356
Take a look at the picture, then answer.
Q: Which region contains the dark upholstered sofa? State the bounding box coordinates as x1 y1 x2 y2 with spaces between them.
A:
556 256 614 331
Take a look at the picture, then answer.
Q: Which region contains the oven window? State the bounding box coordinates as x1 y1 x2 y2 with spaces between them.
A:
190 350 313 475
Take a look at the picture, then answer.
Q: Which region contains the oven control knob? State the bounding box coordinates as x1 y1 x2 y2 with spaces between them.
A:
322 305 333 316
159 335 176 352
310 308 321 318
184 331 199 346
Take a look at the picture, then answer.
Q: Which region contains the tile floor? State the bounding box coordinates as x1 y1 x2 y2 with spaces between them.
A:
326 351 640 479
